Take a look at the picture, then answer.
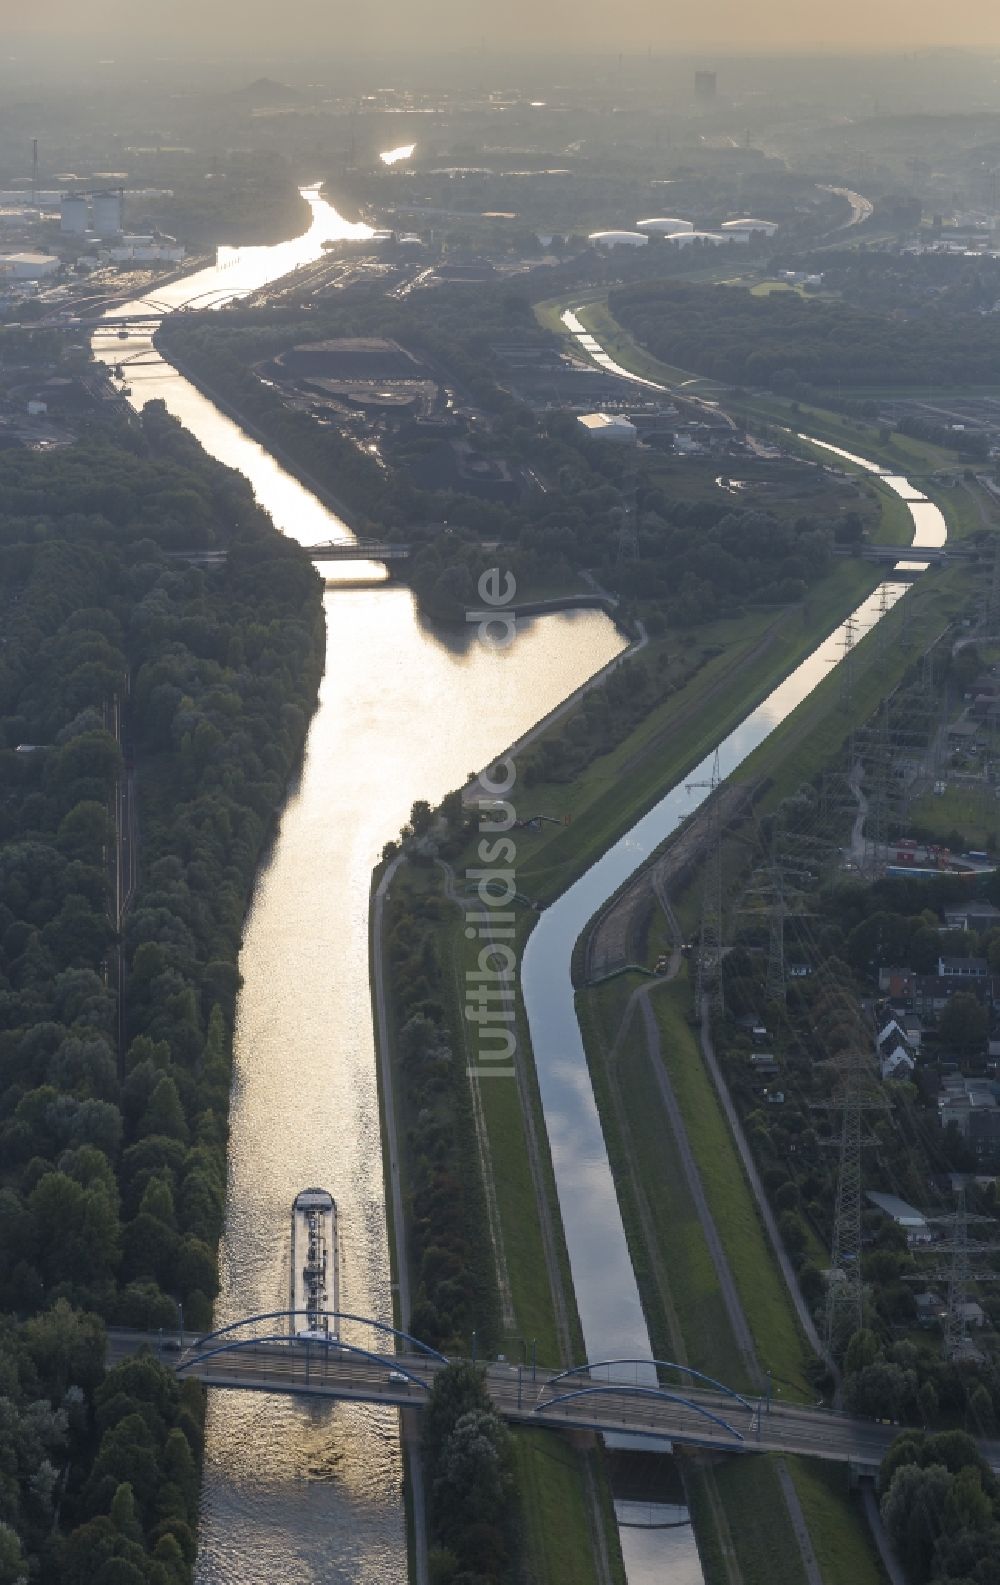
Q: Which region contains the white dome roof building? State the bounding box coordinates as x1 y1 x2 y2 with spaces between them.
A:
587 230 649 249
636 217 694 235
664 230 728 247
721 217 779 237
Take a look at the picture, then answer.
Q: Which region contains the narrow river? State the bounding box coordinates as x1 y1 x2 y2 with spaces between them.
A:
519 313 949 1581
95 195 627 1584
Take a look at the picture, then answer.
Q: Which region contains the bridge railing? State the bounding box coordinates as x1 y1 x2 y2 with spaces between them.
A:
177 1332 433 1390
533 1384 745 1443
544 1357 754 1411
187 1309 448 1362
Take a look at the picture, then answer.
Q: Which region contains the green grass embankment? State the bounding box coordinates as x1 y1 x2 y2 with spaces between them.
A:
379 862 622 1585
732 564 974 810
785 1459 883 1585
512 567 881 907
708 1458 813 1585
652 982 814 1396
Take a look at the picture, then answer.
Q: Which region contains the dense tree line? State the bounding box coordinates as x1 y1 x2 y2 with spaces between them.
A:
611 278 1000 390
778 248 1000 318
0 403 325 1580
879 1429 1000 1584
422 1362 514 1585
0 1305 205 1585
381 798 499 1355
129 151 310 249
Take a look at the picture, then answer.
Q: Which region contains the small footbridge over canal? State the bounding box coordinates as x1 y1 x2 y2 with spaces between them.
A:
106 1313 1000 1474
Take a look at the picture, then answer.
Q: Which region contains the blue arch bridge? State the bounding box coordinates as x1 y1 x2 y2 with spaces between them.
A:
108 1311 1000 1474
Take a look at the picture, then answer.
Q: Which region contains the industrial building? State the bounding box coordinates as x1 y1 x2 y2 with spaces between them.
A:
92 190 124 237
59 189 126 238
108 236 185 264
0 252 60 280
636 217 694 235
587 230 649 249
576 413 638 444
59 194 89 235
865 1192 933 1246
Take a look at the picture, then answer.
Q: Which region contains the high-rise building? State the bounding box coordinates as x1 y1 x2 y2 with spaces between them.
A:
695 70 717 103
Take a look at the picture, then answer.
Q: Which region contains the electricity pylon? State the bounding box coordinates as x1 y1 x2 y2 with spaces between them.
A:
811 997 887 1355
688 750 725 1014
907 1190 1000 1360
839 612 858 710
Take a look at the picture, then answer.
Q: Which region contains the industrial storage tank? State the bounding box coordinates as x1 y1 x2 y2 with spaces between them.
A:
91 189 124 237
587 230 649 248
636 217 694 234
665 230 728 247
721 217 778 237
59 194 89 235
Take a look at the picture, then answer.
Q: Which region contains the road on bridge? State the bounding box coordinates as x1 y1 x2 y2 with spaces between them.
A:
106 1330 1000 1471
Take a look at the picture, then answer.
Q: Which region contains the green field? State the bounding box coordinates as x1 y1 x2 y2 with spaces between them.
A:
512 1432 616 1585
733 565 974 810
608 985 751 1386
909 782 999 851
710 1459 810 1585
650 983 815 1397
786 1459 883 1585
503 566 884 908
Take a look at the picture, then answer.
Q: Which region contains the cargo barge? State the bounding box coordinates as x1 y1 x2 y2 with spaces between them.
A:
290 1187 340 1338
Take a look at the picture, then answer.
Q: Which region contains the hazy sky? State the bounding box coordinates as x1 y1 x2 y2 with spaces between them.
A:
7 0 1000 56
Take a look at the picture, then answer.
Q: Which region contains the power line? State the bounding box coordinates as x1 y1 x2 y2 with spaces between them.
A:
688 750 725 1014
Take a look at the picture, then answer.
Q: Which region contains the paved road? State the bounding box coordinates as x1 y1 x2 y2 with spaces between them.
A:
106 1331 1000 1471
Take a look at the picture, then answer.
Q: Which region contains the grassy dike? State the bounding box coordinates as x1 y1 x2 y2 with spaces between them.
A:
370 852 625 1585
371 294 976 1582
371 555 974 1583
568 562 975 1581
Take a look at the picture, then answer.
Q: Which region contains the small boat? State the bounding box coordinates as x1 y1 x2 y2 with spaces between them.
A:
290 1188 339 1338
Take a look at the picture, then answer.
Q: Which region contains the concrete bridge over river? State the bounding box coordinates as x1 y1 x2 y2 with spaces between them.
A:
107 1314 1000 1474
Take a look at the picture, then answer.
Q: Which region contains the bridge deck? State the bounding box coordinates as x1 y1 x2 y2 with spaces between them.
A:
106 1331 1000 1470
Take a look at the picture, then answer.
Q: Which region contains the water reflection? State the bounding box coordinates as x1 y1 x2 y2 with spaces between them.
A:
525 306 947 1584
93 196 625 1585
